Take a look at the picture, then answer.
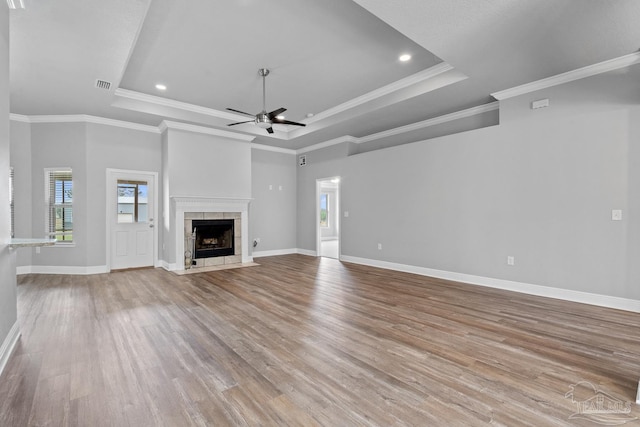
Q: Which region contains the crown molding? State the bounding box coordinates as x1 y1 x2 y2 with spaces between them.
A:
297 102 498 154
250 143 296 155
115 88 242 121
492 51 640 100
9 113 30 122
357 101 499 144
160 120 256 142
11 101 497 155
9 113 160 133
297 136 358 154
306 62 455 125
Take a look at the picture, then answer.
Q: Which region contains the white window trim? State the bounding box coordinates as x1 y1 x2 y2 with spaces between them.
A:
44 167 75 247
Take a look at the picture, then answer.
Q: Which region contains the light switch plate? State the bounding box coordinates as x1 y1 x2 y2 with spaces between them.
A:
612 210 622 221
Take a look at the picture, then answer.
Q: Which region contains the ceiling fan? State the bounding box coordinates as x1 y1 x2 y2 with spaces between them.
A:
227 68 306 134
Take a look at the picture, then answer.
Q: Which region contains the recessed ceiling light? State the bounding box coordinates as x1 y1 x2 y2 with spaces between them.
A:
399 54 412 62
155 84 167 91
306 113 314 118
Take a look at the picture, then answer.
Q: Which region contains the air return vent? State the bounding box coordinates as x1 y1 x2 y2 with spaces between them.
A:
95 79 112 90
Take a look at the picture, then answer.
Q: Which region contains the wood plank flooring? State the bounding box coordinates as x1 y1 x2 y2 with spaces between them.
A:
1 254 640 426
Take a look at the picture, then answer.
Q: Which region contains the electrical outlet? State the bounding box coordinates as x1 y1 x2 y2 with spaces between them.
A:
507 256 515 266
612 210 622 221
344 211 349 218
377 243 382 250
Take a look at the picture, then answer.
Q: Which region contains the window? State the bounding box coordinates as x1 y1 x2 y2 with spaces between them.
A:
45 169 73 242
320 193 329 227
9 167 14 238
117 180 148 223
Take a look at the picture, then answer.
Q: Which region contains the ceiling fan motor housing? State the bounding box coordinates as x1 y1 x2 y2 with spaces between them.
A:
255 112 271 128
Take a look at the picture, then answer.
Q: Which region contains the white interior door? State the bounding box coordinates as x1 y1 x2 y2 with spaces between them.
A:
108 170 156 270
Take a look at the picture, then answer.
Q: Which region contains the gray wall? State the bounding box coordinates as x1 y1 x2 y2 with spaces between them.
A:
250 148 297 253
30 123 88 266
161 129 171 263
9 120 32 267
14 122 161 269
165 128 251 199
0 4 17 347
297 71 640 300
85 123 161 267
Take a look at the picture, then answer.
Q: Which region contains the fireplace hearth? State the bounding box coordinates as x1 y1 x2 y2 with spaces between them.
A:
192 219 234 259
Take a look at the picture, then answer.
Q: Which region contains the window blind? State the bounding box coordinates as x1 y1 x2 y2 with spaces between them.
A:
46 169 73 242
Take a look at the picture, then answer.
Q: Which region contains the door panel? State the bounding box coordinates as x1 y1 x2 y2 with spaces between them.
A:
136 231 148 255
116 231 128 256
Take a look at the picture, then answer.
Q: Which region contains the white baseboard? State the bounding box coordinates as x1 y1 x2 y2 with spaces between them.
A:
340 255 640 314
16 265 30 275
296 248 317 257
160 260 176 271
251 248 317 258
252 248 298 258
0 321 20 378
16 265 109 275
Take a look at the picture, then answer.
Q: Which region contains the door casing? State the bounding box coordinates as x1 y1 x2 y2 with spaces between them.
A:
106 168 159 271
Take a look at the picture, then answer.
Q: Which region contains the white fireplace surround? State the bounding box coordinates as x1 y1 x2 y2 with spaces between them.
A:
172 196 252 270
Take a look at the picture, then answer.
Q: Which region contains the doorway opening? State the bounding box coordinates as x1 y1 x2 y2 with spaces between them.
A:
316 177 340 259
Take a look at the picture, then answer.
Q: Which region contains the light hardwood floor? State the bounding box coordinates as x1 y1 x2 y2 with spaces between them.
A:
1 255 640 426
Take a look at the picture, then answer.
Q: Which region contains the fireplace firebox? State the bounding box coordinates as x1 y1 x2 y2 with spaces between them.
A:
192 219 234 259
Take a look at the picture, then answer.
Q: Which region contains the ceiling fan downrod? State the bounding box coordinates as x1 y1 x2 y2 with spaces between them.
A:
255 68 271 129
259 68 269 113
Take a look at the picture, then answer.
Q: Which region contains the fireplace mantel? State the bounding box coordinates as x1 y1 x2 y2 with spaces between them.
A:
172 196 252 270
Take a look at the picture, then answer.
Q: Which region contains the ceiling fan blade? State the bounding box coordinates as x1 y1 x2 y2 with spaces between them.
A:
267 107 287 119
272 118 306 127
226 108 255 117
228 120 254 126
266 127 274 134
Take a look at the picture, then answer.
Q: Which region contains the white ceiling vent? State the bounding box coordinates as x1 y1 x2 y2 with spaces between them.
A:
95 79 112 90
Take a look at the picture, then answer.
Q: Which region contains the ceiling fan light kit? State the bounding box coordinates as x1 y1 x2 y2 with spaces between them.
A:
226 68 306 134
255 113 271 129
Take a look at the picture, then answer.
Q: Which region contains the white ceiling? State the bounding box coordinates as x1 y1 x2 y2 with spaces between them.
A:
9 0 640 151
